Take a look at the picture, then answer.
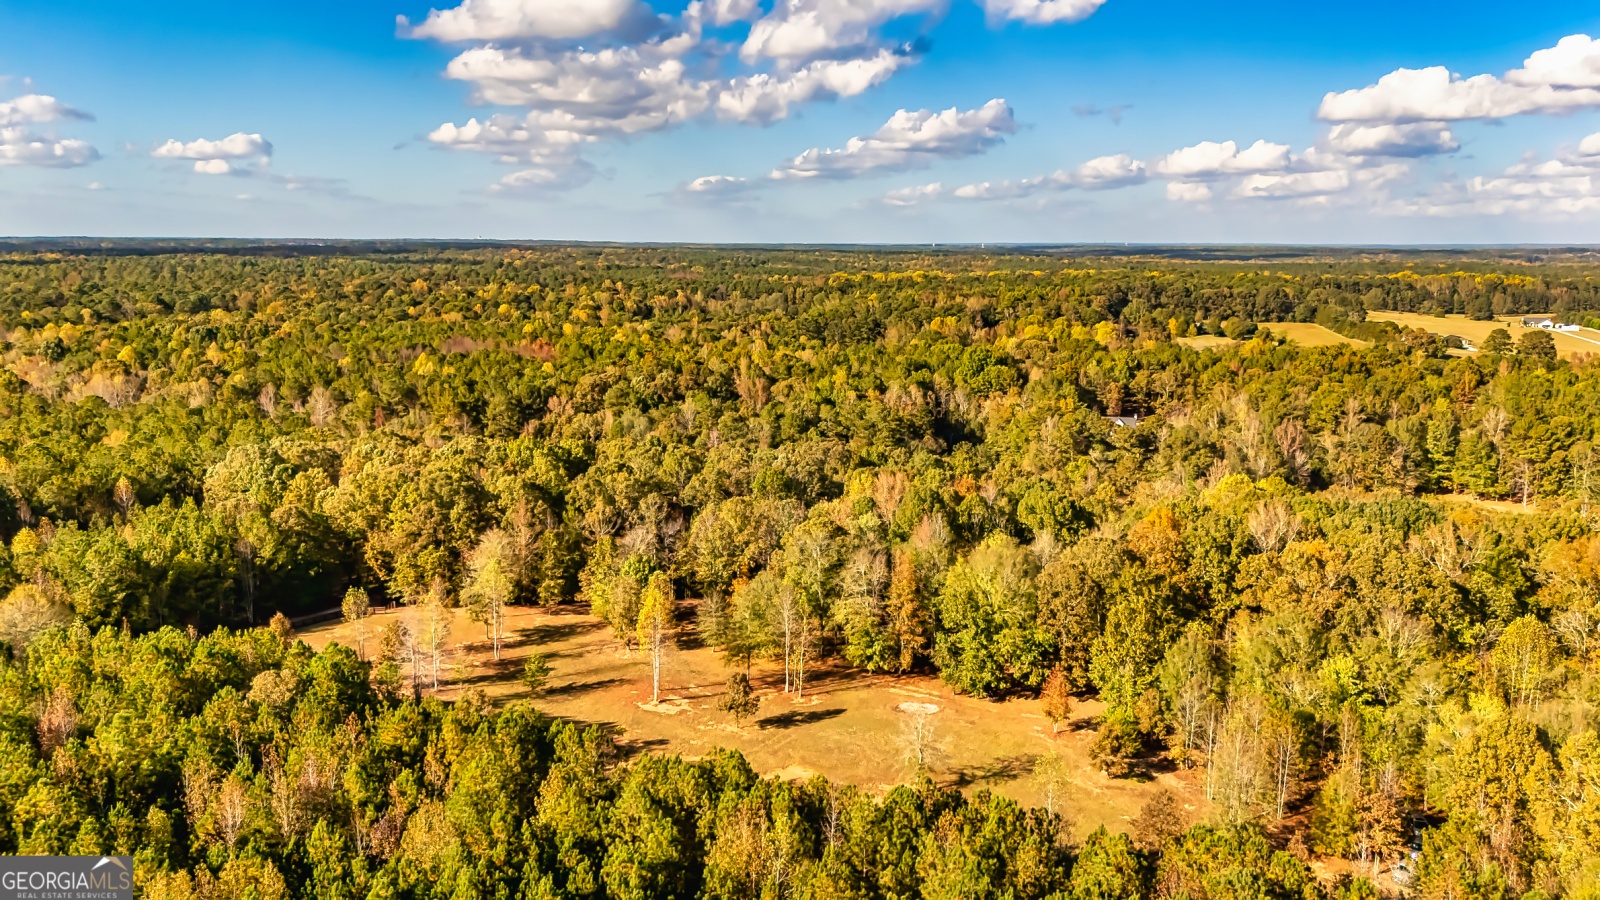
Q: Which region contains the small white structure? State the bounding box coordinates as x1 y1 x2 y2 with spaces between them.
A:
1521 317 1581 332
1108 414 1141 428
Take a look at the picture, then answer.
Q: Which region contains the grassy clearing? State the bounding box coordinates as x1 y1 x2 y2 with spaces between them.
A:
302 604 1208 836
1369 311 1600 359
1261 322 1364 348
1175 335 1239 351
1320 487 1544 516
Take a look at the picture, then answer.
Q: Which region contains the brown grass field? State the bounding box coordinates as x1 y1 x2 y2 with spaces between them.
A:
1260 322 1365 348
301 604 1210 837
1174 335 1238 351
1369 311 1600 359
1178 324 1360 351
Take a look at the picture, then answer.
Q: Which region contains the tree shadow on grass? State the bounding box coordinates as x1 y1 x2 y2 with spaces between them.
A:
615 737 673 760
944 753 1040 790
782 665 879 698
1137 752 1178 777
758 708 845 731
513 619 605 648
453 657 524 687
540 676 628 699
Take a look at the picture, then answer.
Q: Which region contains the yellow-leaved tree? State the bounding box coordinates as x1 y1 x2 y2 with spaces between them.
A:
637 572 674 705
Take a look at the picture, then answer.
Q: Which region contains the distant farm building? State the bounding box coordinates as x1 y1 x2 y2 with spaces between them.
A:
1108 415 1141 428
1521 317 1580 332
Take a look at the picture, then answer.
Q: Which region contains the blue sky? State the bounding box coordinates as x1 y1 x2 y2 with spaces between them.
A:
2 0 1599 242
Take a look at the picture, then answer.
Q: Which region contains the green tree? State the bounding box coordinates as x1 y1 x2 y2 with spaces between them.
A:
1490 616 1560 707
1517 329 1557 360
341 586 371 658
523 652 552 694
465 528 515 660
1070 827 1151 900
716 673 760 725
932 537 1051 697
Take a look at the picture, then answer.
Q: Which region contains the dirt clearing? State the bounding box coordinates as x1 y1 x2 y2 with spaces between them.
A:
302 603 1209 837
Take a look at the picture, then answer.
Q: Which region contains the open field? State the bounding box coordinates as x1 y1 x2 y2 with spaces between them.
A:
1369 311 1600 358
1175 335 1238 351
1179 323 1358 352
1261 322 1364 348
301 604 1209 837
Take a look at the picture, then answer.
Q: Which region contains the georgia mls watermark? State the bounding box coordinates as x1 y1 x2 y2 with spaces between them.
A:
0 857 132 900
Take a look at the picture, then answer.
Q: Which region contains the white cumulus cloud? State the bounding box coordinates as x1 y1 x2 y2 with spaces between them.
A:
717 51 911 124
152 133 273 175
1232 170 1355 200
711 0 762 25
403 0 654 42
1320 35 1600 123
1071 153 1146 189
491 163 597 193
428 115 593 171
0 127 98 168
1398 156 1600 218
1323 122 1458 158
0 90 98 168
684 174 750 193
0 94 92 127
944 154 1144 202
882 182 945 205
772 99 1017 180
1156 139 1292 179
741 0 942 64
677 175 759 202
1371 128 1600 220
442 41 709 126
877 152 1146 205
978 0 1108 24
951 175 1057 199
1508 34 1600 89
411 0 1107 193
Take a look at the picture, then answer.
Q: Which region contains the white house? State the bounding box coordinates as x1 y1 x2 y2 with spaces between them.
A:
1521 316 1580 332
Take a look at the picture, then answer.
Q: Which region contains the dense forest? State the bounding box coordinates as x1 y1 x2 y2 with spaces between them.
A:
2 244 1600 899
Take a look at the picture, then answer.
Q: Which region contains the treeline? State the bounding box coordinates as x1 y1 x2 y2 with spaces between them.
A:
1 248 1600 895
4 246 1600 334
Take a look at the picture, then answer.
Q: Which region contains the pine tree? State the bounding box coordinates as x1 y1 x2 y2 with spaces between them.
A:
716 673 760 725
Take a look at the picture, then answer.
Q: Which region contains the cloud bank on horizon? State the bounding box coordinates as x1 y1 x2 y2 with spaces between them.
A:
3 0 1600 238
872 31 1600 218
